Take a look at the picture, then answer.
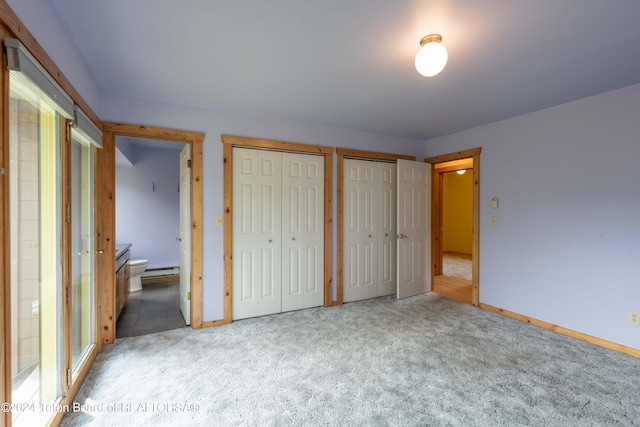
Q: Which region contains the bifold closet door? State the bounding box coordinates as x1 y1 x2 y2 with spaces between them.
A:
378 162 397 297
343 159 397 303
281 152 324 312
397 159 431 299
232 147 324 320
232 148 282 320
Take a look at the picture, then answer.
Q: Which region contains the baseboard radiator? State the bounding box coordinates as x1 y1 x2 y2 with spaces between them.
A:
141 266 180 284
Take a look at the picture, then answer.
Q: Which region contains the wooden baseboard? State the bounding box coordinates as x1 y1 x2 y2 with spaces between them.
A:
196 318 231 329
141 274 179 285
480 303 640 359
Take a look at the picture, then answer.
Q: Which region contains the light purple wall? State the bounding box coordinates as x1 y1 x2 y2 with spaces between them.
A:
116 146 183 269
426 83 640 350
8 0 101 115
101 92 426 321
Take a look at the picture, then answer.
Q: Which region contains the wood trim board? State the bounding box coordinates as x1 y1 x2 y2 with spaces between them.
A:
97 123 205 336
95 131 116 345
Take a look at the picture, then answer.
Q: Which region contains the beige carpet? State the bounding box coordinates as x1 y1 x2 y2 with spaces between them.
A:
442 252 472 281
62 293 640 426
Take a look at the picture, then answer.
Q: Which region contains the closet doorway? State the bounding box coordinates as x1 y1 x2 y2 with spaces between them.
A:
231 147 325 320
425 148 481 306
221 135 334 323
336 148 419 305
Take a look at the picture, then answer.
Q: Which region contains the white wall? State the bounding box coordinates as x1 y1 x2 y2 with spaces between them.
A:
7 0 101 115
116 145 183 269
101 92 425 321
426 83 640 350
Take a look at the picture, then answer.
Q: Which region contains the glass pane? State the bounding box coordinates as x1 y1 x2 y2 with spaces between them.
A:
9 73 63 426
71 129 94 371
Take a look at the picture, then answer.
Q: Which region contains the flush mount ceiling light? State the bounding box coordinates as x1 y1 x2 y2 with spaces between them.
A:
456 169 466 175
415 34 448 77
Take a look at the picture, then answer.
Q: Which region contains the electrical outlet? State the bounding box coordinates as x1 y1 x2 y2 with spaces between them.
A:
490 216 497 226
215 216 223 226
629 311 640 325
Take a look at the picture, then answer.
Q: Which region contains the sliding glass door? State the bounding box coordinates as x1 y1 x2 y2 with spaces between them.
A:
70 128 95 374
9 72 64 427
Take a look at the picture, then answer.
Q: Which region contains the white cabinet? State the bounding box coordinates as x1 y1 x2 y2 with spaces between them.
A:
232 147 324 320
343 159 397 302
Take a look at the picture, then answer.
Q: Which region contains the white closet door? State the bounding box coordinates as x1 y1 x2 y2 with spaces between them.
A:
378 162 397 296
397 159 431 299
343 158 360 302
232 148 282 320
282 152 324 311
343 159 378 302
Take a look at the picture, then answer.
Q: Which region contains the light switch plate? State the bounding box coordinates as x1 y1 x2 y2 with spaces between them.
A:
215 216 223 226
491 197 499 209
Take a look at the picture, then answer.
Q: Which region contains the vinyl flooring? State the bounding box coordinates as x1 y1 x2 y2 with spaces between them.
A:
116 281 187 338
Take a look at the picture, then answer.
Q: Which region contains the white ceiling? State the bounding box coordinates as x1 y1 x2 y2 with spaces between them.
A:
49 0 640 140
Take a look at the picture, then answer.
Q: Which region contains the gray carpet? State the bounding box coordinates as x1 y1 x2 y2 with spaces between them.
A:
62 293 640 426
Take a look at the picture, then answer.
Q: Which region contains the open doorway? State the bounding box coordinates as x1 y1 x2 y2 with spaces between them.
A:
114 136 189 337
425 148 481 306
95 123 204 345
442 168 473 281
335 148 416 305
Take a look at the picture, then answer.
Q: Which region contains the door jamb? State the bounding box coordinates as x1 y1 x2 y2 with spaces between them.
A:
96 123 204 345
425 148 481 306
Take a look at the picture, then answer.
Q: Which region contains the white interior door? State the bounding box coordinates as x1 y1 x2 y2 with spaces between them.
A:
378 162 397 296
179 144 191 325
232 148 282 320
397 159 431 299
281 152 324 311
343 159 378 302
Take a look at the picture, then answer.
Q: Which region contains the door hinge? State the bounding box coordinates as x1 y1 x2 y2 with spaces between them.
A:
0 167 5 175
187 291 191 301
187 159 192 168
65 204 70 223
66 368 72 386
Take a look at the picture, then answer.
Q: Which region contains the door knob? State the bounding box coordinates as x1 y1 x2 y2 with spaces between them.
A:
77 250 89 255
96 249 105 254
398 234 409 239
292 237 296 241
176 237 182 241
268 239 272 243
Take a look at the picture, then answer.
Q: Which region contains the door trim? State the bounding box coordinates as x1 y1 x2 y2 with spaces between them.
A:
96 123 205 343
336 148 415 305
425 148 481 306
221 134 334 324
